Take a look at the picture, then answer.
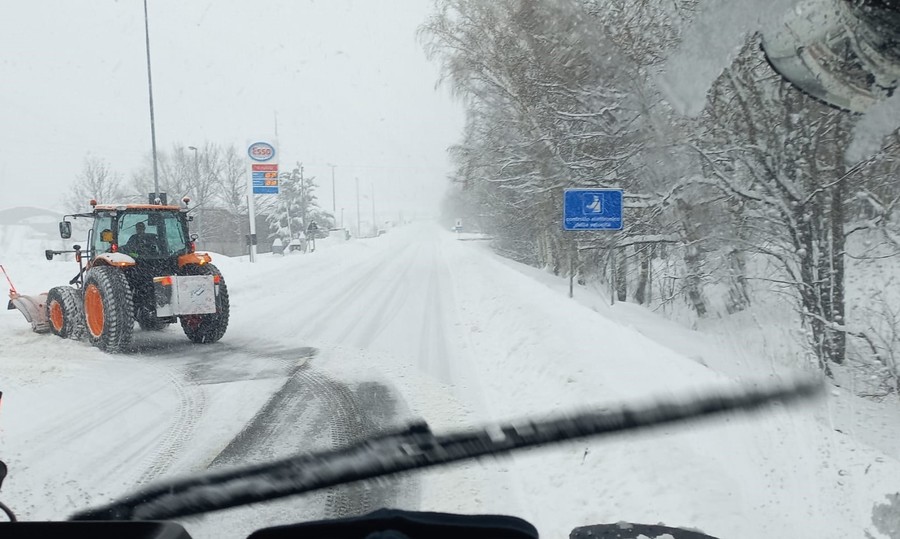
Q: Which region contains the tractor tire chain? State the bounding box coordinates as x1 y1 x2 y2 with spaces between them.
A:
46 285 85 340
83 266 134 352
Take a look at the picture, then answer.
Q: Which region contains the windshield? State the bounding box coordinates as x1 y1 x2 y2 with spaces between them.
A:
1 2 899 539
117 211 188 258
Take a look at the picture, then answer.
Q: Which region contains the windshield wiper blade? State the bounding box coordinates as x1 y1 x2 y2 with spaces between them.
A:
70 377 823 522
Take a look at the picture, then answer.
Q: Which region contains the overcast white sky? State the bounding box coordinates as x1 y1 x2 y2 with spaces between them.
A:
0 0 464 220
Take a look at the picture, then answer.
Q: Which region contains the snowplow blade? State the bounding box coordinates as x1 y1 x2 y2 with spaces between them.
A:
7 292 50 333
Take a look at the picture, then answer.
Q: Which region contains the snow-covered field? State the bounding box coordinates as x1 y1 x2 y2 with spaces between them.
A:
1 221 898 538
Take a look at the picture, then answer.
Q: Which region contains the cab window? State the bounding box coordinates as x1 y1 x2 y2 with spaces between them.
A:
162 216 187 255
92 214 115 254
118 213 159 250
116 211 188 257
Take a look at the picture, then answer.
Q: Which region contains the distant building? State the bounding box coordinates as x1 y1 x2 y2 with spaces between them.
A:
193 208 275 256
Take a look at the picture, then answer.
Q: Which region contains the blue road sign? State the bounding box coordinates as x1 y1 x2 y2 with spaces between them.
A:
253 186 279 194
563 189 623 230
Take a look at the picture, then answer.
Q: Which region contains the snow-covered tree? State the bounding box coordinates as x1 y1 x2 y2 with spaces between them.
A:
266 163 334 244
422 0 900 377
687 39 855 370
65 156 125 212
422 0 688 296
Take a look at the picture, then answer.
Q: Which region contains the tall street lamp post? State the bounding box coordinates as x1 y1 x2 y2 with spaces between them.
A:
188 146 199 185
143 0 160 202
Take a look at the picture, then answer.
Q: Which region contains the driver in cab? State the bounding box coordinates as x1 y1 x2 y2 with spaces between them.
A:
123 222 158 257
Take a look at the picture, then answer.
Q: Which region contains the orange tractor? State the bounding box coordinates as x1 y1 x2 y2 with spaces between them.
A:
8 195 230 352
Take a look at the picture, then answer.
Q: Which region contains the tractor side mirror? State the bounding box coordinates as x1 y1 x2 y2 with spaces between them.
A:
45 250 55 261
190 233 199 241
59 221 72 239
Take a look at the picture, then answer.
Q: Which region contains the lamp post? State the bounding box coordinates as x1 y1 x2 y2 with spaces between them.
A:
187 146 199 182
143 0 160 202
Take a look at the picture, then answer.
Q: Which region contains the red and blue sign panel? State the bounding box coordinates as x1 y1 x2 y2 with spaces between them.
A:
252 163 279 194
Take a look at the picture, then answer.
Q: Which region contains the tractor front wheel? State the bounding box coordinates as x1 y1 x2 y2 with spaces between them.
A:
179 263 229 344
46 286 84 340
83 266 134 352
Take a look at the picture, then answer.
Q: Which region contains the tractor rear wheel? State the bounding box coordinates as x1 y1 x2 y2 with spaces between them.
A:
179 263 229 343
83 266 134 352
46 286 84 340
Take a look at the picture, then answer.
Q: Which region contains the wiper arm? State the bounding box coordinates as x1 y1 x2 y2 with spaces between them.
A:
70 377 822 522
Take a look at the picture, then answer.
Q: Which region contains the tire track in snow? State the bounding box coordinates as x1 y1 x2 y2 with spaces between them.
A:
417 251 453 383
345 242 422 348
6 364 183 504
19 372 169 466
36 334 310 494
136 366 207 484
282 246 404 338
306 371 372 518
125 339 317 483
202 362 412 526
295 244 415 340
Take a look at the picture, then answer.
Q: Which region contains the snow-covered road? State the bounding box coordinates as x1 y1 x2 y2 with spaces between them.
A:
1 223 898 538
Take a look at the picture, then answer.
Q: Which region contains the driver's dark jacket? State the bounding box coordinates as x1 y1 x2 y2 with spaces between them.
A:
123 233 158 255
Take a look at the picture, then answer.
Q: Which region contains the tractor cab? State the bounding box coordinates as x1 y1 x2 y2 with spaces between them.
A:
88 205 193 262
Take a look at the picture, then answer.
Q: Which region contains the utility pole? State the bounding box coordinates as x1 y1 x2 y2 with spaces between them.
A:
355 177 361 239
299 164 306 228
371 181 376 236
188 145 199 235
247 189 257 263
284 173 294 239
327 164 337 218
143 0 160 202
